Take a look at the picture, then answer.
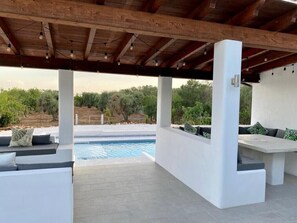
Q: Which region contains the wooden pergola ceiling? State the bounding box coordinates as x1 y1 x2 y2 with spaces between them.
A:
0 0 297 82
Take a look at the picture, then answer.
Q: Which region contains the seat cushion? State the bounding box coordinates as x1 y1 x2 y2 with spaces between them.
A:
32 134 51 145
266 128 278 137
0 136 11 146
247 122 268 135
184 123 197 135
237 156 265 171
17 161 74 171
199 127 211 135
276 129 285 138
239 126 250 134
0 143 58 156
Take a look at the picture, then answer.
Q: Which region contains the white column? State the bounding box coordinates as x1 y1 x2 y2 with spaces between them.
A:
156 76 172 127
59 70 74 145
211 40 242 206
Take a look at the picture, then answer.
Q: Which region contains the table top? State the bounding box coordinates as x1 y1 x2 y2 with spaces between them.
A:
238 134 297 153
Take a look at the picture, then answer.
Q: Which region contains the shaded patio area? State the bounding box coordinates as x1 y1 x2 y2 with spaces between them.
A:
74 161 297 223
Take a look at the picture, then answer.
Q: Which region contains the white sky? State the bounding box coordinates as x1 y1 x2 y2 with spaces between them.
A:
0 66 192 94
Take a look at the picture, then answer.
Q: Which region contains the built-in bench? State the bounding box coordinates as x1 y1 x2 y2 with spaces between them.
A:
0 135 58 156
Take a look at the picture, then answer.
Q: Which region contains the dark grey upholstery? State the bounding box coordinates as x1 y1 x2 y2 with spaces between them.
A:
239 126 250 134
237 156 265 171
0 166 17 172
0 136 11 146
276 129 285 138
32 135 51 145
0 143 58 156
18 161 74 170
266 128 278 137
199 127 211 135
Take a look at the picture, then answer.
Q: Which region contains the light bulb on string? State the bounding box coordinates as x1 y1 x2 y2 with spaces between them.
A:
104 52 108 60
117 60 121 66
45 52 49 60
130 43 134 51
6 43 11 52
39 31 44 40
70 50 74 58
155 59 159 67
182 61 186 66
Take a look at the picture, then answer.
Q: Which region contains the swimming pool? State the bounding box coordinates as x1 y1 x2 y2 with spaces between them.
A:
74 140 155 160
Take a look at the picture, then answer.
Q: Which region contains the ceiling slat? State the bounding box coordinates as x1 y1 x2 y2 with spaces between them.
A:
0 17 20 54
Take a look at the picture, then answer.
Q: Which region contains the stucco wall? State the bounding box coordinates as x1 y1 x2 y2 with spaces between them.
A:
251 65 297 129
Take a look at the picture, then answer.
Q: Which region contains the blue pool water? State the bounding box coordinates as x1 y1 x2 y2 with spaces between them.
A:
74 140 155 160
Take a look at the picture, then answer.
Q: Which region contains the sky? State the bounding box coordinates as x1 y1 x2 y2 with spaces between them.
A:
0 66 191 94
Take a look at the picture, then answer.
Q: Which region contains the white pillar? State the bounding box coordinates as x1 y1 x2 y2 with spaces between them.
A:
211 40 242 207
156 76 172 127
59 70 74 145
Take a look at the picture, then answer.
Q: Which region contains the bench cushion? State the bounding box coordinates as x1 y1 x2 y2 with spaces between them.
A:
32 134 51 145
266 128 278 137
17 161 74 171
0 136 11 146
237 156 265 171
0 143 58 156
276 129 285 138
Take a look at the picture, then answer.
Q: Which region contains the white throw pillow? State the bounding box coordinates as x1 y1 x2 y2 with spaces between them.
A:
0 152 17 167
9 128 34 147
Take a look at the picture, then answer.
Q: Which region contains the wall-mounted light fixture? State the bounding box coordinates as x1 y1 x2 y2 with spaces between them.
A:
231 74 240 87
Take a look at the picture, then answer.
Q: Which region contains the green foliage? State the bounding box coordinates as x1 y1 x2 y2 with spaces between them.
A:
143 95 157 122
0 113 12 127
38 90 59 121
108 89 143 122
182 102 211 125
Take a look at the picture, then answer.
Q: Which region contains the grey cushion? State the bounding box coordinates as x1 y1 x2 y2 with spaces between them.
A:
0 152 17 167
32 134 51 145
18 161 74 171
237 156 265 171
276 129 285 138
0 143 58 156
266 128 278 137
199 127 211 135
239 126 250 134
0 136 11 146
0 166 17 172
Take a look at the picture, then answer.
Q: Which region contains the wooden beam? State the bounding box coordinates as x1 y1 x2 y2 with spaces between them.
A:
186 0 266 69
1 0 297 52
162 42 206 67
84 28 96 60
242 51 293 70
260 8 297 31
95 0 105 5
140 38 176 65
226 0 266 26
113 33 138 62
0 54 260 82
143 0 166 13
0 17 20 54
113 0 164 63
42 22 54 57
188 0 217 19
252 54 297 73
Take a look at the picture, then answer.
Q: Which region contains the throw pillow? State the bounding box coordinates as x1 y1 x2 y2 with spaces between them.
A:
9 128 34 147
247 122 268 135
184 123 197 134
0 152 17 167
283 128 297 141
203 132 211 139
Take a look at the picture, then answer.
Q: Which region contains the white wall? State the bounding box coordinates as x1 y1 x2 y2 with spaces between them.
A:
251 64 297 176
156 40 266 209
0 168 73 223
252 65 297 129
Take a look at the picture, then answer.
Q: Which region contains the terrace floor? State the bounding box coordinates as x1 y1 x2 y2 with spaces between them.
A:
74 161 297 223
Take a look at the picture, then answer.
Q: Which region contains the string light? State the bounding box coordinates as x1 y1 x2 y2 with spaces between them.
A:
182 61 186 66
246 67 249 72
104 52 108 60
70 50 74 58
6 43 11 52
130 43 134 51
155 59 159 67
176 64 179 70
39 31 44 40
45 52 49 60
204 48 207 55
264 57 268 62
292 64 295 74
117 60 121 66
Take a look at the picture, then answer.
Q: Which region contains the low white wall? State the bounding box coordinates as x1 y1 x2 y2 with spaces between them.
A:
252 65 297 129
156 127 266 208
0 168 73 223
16 144 74 164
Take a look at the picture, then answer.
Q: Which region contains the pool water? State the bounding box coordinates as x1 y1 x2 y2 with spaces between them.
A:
74 140 155 160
